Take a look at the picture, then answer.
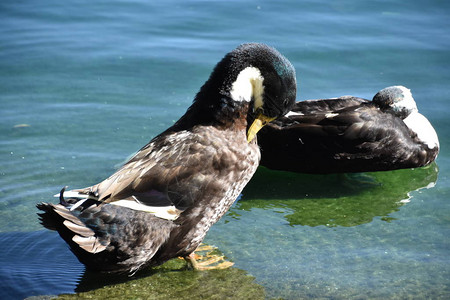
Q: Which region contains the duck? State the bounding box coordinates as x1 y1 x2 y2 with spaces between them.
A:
37 43 296 274
258 86 439 174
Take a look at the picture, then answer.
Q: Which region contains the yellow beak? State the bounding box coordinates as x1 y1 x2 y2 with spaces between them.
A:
247 113 276 143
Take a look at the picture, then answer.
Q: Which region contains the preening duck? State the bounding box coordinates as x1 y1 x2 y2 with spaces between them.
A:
258 86 439 174
37 43 296 273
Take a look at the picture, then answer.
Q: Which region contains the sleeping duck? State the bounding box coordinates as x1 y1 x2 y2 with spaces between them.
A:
258 86 439 174
37 43 296 274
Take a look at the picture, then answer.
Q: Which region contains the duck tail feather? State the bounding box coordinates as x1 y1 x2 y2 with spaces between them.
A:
36 202 58 231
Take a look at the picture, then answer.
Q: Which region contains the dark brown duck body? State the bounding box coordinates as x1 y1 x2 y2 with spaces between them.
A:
37 43 296 273
258 86 439 174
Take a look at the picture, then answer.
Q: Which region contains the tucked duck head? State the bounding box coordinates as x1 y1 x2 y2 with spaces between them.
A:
193 43 297 142
374 85 439 151
372 85 418 119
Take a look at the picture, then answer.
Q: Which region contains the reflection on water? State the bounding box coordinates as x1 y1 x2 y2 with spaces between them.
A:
239 163 439 227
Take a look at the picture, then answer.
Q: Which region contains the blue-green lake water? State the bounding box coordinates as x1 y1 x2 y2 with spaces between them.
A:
1 1 449 299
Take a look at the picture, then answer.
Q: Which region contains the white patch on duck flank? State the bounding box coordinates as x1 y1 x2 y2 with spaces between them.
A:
230 67 264 109
111 199 183 221
403 111 440 149
325 113 339 118
54 190 93 199
285 111 304 117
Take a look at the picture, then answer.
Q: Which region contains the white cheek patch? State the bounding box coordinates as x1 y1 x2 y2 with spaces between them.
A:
230 67 265 108
403 111 440 149
391 86 418 114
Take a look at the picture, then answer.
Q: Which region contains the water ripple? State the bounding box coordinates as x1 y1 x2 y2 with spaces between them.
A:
0 230 84 299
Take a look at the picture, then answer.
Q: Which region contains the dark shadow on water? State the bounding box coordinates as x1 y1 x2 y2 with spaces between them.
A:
0 230 264 299
237 163 439 227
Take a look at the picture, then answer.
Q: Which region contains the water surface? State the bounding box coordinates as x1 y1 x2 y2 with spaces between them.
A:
1 0 449 299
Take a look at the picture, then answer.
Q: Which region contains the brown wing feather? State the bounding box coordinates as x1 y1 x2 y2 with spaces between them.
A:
82 127 239 211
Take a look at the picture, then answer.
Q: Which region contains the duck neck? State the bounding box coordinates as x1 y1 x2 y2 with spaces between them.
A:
171 92 252 134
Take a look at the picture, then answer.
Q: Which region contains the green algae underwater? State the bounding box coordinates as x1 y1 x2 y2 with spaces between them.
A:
55 260 266 300
240 164 439 228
